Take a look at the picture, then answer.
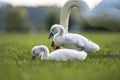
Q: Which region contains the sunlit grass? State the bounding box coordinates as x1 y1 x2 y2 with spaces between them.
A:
0 32 120 80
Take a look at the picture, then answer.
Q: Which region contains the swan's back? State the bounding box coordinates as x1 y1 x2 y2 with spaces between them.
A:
86 0 120 31
94 0 120 9
61 33 100 53
48 49 87 61
92 0 120 17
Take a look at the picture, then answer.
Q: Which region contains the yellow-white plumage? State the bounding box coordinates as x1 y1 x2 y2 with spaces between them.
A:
50 24 100 53
32 45 87 61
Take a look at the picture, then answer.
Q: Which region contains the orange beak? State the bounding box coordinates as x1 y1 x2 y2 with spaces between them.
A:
51 41 60 51
53 42 57 50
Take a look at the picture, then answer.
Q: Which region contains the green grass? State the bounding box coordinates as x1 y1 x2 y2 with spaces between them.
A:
0 32 120 80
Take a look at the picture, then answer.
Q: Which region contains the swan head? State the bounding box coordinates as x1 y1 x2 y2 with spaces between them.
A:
31 45 47 60
48 24 65 39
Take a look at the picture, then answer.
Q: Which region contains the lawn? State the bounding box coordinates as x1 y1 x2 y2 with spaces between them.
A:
0 32 120 80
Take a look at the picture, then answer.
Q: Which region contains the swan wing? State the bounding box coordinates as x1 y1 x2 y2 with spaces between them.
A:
49 49 87 61
65 33 86 45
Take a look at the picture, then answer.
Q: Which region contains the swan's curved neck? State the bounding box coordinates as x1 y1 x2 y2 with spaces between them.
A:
54 26 65 40
41 46 49 60
60 0 89 33
59 26 65 36
55 26 65 38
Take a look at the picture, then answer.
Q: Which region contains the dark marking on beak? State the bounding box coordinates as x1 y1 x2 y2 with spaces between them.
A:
51 41 60 50
48 32 54 39
56 46 60 50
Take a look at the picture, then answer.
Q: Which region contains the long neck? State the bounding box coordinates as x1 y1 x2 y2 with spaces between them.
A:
41 46 49 60
53 26 65 41
60 0 89 33
59 26 65 36
55 26 65 38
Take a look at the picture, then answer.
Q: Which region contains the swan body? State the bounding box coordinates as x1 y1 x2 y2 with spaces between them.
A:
60 0 120 32
49 24 100 53
32 45 87 61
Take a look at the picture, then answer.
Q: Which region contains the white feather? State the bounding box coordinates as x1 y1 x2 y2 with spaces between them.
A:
60 0 120 32
32 45 87 61
50 24 100 53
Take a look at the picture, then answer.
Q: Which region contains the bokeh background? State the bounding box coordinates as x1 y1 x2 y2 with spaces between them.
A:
0 0 109 33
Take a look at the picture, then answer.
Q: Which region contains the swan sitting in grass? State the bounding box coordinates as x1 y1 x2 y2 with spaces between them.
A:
32 45 87 61
48 24 100 53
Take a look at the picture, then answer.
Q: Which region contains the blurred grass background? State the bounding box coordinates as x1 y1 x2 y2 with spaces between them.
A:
0 32 120 80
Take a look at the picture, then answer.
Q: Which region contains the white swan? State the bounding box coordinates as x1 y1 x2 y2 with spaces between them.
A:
60 0 120 32
49 24 100 53
32 45 87 61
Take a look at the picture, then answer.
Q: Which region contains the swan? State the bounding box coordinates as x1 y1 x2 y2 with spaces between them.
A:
32 45 87 61
48 24 100 53
60 0 120 32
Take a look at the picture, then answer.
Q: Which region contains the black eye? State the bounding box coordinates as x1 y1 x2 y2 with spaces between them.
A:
52 28 56 32
52 29 54 32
